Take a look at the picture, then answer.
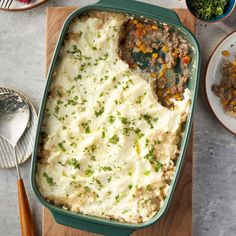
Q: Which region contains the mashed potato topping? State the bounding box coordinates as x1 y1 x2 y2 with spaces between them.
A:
36 12 191 223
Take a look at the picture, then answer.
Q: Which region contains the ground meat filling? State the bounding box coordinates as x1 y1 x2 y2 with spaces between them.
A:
212 57 236 118
119 19 191 108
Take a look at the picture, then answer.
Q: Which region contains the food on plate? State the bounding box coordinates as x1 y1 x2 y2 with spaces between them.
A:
36 11 192 223
212 55 236 118
190 0 228 20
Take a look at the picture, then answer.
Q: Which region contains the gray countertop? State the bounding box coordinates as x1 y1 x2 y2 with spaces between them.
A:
0 1 236 236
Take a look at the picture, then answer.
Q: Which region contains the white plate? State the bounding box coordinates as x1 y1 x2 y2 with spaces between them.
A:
205 31 236 135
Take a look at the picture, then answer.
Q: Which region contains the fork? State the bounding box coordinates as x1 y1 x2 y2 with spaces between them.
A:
0 0 13 9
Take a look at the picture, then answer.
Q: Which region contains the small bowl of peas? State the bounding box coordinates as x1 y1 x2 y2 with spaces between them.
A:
185 0 236 23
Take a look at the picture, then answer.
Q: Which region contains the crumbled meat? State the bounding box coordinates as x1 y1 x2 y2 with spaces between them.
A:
119 18 191 108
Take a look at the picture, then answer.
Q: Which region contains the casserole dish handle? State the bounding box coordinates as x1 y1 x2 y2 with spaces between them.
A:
96 0 182 25
52 211 135 236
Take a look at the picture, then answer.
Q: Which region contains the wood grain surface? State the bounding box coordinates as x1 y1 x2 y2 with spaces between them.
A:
43 7 195 236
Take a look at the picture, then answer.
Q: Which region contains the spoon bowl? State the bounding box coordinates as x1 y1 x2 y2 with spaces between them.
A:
0 93 30 147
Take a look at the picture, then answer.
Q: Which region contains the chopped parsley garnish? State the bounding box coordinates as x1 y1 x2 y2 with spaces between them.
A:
58 161 65 166
70 142 77 148
57 90 62 98
95 178 103 188
128 184 133 190
122 209 129 214
67 158 80 170
54 105 59 114
191 0 228 20
101 166 112 171
85 126 91 133
144 147 163 172
67 99 77 106
109 115 115 123
57 99 63 105
109 135 119 144
122 127 132 136
144 170 151 176
134 128 144 138
119 116 129 124
107 176 112 183
81 122 91 133
154 139 161 145
43 172 56 186
67 45 82 60
74 74 82 81
115 194 120 203
142 114 158 128
95 107 104 117
101 131 106 138
71 174 76 180
85 168 94 177
135 92 146 104
83 186 90 193
57 141 66 152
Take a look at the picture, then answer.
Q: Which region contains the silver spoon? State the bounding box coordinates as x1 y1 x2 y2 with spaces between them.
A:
0 92 35 236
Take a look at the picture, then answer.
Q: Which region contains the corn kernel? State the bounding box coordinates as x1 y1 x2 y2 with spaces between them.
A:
130 19 138 24
139 44 146 52
151 72 157 78
151 25 158 30
152 53 159 59
159 70 165 78
162 64 167 70
222 50 230 57
162 45 169 53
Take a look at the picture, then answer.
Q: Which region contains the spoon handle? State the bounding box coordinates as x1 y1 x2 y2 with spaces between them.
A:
17 179 36 236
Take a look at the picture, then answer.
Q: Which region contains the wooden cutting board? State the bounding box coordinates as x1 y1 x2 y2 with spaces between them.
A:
43 7 195 236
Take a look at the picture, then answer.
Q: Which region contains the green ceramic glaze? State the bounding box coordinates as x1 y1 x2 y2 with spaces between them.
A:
31 0 201 235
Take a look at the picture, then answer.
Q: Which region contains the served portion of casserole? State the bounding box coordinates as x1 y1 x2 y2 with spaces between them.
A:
212 53 236 118
36 11 191 223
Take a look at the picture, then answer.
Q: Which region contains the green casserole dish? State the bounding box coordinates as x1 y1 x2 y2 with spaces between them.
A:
31 0 200 235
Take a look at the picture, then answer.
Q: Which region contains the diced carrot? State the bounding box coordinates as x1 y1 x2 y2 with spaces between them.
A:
152 53 159 59
182 56 191 64
139 44 146 53
136 28 144 37
222 50 230 57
